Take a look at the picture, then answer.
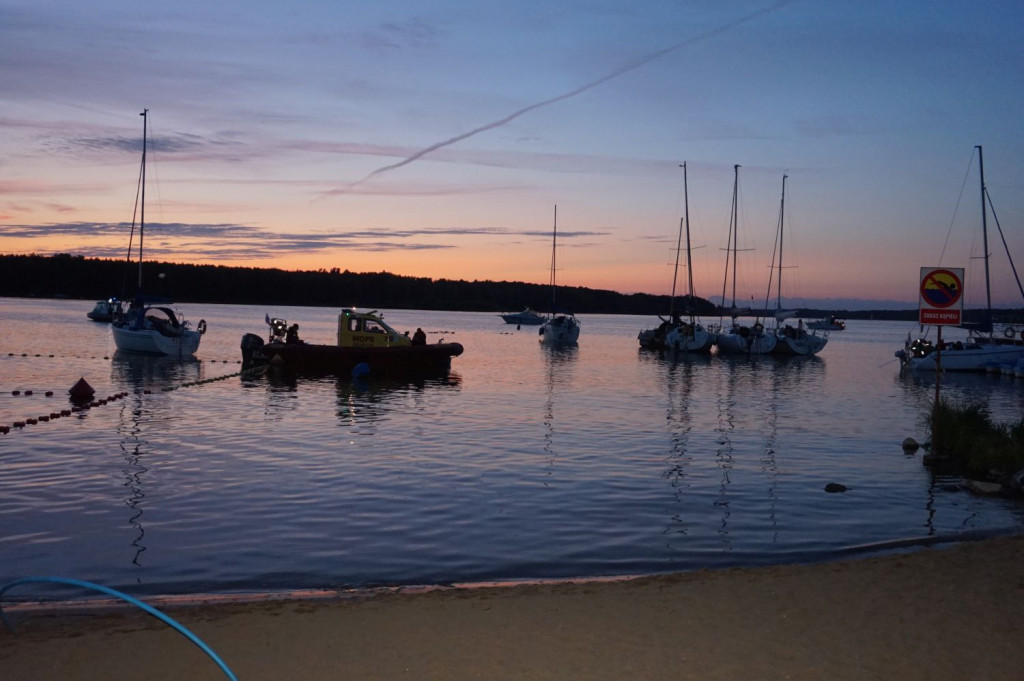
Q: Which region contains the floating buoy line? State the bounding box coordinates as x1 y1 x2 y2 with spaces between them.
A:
1 356 264 436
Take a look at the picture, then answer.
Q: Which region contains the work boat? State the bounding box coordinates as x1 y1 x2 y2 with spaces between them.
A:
807 315 845 331
86 298 123 323
639 162 713 353
895 145 1024 372
713 164 776 355
765 174 827 356
539 205 581 345
110 109 205 357
240 308 464 378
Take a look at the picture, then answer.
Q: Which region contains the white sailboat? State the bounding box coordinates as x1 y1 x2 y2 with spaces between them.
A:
639 162 713 353
767 174 828 356
111 110 206 357
713 164 776 355
897 146 1024 372
539 205 581 346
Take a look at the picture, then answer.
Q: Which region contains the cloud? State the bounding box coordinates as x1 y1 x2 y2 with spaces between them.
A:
0 220 610 261
318 0 796 198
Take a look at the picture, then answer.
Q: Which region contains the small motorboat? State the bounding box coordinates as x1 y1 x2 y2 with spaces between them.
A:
241 309 463 378
86 298 123 322
500 308 544 325
807 315 846 331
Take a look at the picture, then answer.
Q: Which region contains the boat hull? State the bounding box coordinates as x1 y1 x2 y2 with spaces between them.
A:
664 324 714 353
715 326 776 355
903 341 1024 372
539 315 580 345
242 337 464 377
111 325 201 356
501 315 544 325
500 310 544 325
773 329 828 356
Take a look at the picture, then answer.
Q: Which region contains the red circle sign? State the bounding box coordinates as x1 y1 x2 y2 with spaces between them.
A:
920 269 962 309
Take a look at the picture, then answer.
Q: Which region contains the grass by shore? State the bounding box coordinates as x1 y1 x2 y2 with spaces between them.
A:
929 398 1024 478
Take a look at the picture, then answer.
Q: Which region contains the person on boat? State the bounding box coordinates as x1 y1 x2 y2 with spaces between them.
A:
285 323 301 344
412 328 426 345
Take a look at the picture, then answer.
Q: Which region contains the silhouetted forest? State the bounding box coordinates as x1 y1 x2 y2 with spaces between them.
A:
0 253 935 321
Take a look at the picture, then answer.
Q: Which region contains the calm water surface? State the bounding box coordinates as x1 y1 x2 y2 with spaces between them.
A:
2 298 1023 600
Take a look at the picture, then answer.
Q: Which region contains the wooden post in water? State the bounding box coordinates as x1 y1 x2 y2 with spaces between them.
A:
934 325 943 405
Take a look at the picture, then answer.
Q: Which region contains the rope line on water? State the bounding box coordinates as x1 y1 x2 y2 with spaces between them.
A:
0 576 238 681
1 359 263 435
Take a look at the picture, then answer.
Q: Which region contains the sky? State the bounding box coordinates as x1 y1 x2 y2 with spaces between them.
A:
2 0 1024 310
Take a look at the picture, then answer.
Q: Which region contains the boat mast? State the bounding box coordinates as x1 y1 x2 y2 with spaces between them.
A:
668 164 686 320
549 204 557 311
138 108 148 291
976 145 992 325
776 173 787 314
682 162 697 323
721 164 740 319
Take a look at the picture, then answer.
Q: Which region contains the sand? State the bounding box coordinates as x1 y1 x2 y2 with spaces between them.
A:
2 535 1023 680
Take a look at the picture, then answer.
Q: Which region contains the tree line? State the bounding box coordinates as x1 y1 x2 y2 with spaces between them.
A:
0 253 926 320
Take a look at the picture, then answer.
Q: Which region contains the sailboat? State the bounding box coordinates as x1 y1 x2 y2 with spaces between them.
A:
713 164 776 355
539 205 581 345
638 163 713 353
111 110 206 357
767 174 827 356
897 146 1024 372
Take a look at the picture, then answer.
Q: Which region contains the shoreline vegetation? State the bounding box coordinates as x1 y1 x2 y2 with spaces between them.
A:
8 252 1018 321
927 398 1024 487
3 534 1024 680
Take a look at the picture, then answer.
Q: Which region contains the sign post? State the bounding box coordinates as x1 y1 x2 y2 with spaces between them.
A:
918 267 965 403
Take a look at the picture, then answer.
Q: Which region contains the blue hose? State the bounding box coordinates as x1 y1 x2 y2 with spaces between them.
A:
0 577 238 681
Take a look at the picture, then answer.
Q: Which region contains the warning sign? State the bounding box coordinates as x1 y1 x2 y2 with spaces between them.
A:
919 267 964 325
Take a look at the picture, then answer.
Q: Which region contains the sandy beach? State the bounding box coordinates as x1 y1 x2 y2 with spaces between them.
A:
3 535 1023 680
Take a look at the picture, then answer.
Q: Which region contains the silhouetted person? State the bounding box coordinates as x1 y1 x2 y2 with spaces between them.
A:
412 327 426 345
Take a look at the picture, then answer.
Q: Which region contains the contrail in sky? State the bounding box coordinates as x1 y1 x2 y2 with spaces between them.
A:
321 0 795 199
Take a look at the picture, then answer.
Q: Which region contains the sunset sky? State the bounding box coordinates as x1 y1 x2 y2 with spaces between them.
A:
2 0 1023 309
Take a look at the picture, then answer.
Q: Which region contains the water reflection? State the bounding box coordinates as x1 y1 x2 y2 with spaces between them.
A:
659 353 711 543
334 373 463 430
111 351 201 391
115 392 150 571
541 344 577 484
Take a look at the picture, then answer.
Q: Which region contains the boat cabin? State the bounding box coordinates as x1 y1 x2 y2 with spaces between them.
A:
337 309 411 349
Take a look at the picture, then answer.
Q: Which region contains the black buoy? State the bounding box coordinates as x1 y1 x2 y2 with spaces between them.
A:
68 377 96 402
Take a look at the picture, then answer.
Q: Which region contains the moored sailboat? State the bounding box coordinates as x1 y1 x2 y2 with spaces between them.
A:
638 162 713 353
110 110 205 357
539 205 581 346
766 174 828 356
713 164 776 355
896 146 1024 372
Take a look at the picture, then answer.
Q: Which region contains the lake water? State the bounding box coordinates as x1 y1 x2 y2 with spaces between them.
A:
2 297 1023 601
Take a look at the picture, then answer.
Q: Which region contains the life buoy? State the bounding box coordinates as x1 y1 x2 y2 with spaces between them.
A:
1004 326 1016 339
197 319 207 335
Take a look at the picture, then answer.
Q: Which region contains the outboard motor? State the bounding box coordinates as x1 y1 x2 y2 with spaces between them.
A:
241 333 265 369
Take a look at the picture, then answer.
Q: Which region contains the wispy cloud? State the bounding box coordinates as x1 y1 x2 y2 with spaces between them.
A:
0 220 609 261
318 0 796 198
